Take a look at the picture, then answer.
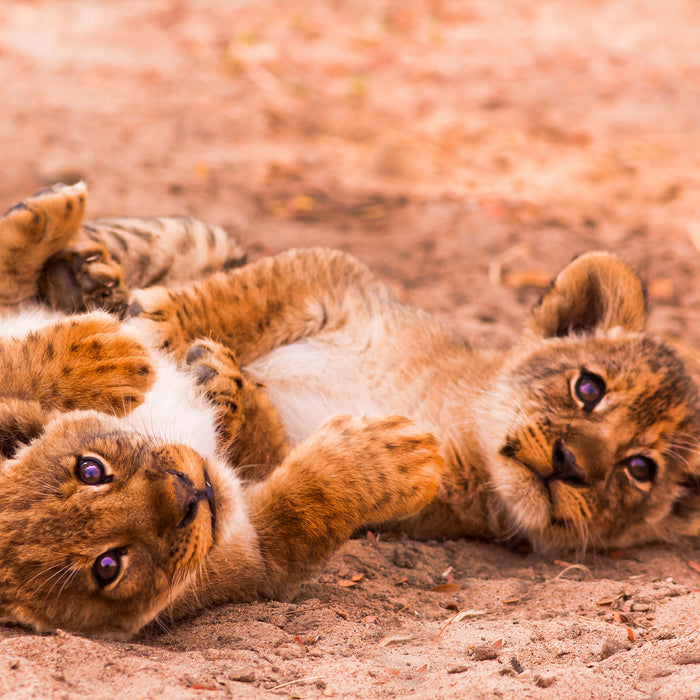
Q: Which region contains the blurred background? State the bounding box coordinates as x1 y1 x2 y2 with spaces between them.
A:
1 0 699 343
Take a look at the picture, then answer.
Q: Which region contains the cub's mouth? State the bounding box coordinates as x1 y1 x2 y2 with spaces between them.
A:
497 441 593 535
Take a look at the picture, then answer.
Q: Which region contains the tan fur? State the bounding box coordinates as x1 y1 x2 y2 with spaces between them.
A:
131 247 700 554
0 187 443 639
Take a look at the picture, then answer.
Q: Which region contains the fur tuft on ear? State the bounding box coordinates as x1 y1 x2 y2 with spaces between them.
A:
526 251 647 339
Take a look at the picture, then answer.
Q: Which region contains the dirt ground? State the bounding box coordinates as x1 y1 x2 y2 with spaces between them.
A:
1 0 700 697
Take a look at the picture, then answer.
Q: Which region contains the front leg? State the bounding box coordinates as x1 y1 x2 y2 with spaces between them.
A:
0 313 155 415
128 247 389 365
184 339 289 480
198 415 443 607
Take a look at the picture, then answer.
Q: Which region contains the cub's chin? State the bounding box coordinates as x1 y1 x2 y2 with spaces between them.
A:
490 453 596 553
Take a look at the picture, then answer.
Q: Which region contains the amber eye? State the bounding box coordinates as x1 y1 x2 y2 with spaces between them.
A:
622 456 657 483
76 456 109 485
574 372 606 410
93 550 123 587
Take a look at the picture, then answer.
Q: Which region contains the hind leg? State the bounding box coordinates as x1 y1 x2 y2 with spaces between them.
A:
184 339 289 479
0 182 87 304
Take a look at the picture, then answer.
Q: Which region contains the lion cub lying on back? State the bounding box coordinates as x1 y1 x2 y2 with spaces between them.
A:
132 246 700 554
0 185 443 639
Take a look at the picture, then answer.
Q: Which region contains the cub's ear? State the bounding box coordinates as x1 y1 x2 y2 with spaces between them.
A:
526 251 646 338
0 400 53 459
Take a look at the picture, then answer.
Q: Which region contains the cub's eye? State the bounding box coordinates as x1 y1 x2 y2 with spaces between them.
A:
574 372 606 410
76 456 109 485
622 456 657 483
93 550 123 587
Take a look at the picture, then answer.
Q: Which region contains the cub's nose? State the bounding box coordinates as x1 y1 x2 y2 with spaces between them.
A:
168 469 200 528
548 438 587 486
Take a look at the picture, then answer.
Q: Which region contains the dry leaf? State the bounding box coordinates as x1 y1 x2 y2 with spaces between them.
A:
627 628 635 642
648 277 675 303
194 161 210 179
687 560 700 574
430 582 461 593
502 269 552 289
338 579 358 587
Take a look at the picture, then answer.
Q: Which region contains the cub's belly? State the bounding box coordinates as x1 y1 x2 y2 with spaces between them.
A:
245 339 382 446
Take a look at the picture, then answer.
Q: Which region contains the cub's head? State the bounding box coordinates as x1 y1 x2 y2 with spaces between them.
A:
0 412 217 638
485 252 700 552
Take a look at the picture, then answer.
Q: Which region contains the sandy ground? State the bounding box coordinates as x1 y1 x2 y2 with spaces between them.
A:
1 0 700 697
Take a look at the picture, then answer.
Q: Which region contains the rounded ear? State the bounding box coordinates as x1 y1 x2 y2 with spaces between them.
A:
526 251 647 338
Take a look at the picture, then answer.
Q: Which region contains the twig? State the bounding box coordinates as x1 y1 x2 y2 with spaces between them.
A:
270 676 325 691
553 564 592 581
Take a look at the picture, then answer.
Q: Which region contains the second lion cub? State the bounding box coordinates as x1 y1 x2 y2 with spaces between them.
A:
132 247 700 553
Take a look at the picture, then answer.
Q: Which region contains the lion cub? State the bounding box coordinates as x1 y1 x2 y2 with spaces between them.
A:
132 247 700 554
0 186 443 639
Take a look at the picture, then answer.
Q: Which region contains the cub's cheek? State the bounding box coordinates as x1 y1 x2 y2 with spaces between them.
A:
490 455 552 532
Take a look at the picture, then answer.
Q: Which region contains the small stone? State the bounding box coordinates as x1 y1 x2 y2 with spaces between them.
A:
600 637 631 660
673 652 700 665
471 645 499 661
229 670 256 683
534 674 555 688
447 665 470 674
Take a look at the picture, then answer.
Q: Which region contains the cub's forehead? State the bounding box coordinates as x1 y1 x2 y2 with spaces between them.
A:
514 333 700 401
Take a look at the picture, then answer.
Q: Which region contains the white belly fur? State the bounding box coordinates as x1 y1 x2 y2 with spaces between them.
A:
246 338 382 446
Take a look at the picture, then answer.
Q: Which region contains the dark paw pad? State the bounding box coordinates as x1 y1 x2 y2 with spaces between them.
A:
194 365 216 385
186 344 209 364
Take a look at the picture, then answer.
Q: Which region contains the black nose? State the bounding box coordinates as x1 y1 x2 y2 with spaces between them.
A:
548 438 587 486
168 470 200 528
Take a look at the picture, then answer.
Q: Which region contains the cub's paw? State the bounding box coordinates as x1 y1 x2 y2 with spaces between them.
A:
0 182 87 304
185 339 245 417
40 314 155 415
38 243 129 314
315 414 444 524
127 285 185 354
